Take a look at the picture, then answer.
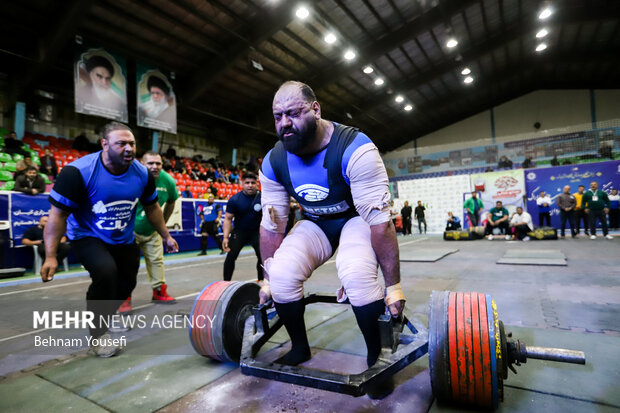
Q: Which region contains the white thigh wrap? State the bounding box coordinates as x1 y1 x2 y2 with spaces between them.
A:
265 220 332 303
336 216 384 306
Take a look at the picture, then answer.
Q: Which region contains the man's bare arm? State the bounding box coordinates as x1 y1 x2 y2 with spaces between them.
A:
41 206 70 281
162 200 175 223
144 202 178 252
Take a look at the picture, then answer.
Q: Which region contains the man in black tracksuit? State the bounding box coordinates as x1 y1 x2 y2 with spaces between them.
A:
222 172 263 281
400 201 412 235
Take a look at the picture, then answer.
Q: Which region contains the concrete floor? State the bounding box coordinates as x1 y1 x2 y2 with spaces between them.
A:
0 234 619 412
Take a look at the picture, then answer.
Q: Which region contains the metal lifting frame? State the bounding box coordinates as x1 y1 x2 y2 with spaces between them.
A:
239 293 429 396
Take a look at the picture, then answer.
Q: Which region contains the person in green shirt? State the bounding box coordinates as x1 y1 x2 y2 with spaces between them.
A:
120 151 178 313
485 200 510 240
464 192 484 228
583 180 612 240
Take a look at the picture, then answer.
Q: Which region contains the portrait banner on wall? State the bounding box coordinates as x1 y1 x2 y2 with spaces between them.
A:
524 160 620 228
74 42 128 122
136 63 177 133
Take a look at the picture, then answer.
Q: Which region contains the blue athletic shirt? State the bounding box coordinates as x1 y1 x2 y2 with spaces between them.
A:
261 130 372 203
49 152 157 244
199 202 222 222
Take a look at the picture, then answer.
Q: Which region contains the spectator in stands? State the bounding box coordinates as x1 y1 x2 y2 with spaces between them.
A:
510 206 532 241
445 212 461 231
556 185 577 238
497 155 512 169
400 201 412 235
15 166 46 195
598 144 613 160
464 192 484 228
14 155 34 178
485 201 510 240
562 159 572 165
72 133 90 152
76 55 126 116
414 201 427 234
166 146 176 159
3 131 28 156
536 191 552 227
583 181 612 240
22 216 71 266
522 157 533 169
229 169 240 184
573 185 589 236
39 148 58 179
609 189 619 230
550 156 560 166
181 185 193 198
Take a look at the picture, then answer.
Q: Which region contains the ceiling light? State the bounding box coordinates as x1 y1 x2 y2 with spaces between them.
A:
461 67 471 75
295 6 309 19
374 78 384 86
404 104 413 111
363 66 374 74
538 7 552 20
324 32 336 44
463 76 474 84
536 28 548 38
344 50 356 60
446 38 458 48
395 95 404 103
535 43 547 52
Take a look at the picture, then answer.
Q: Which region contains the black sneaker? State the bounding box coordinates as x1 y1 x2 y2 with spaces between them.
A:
197 251 206 256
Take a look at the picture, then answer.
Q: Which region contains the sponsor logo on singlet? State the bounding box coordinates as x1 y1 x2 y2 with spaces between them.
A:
302 201 349 216
294 184 329 202
92 198 139 231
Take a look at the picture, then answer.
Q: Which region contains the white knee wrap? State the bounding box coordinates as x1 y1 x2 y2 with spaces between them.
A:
266 220 332 303
336 217 384 307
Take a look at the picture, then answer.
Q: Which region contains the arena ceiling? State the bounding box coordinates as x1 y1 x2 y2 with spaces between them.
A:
1 0 619 152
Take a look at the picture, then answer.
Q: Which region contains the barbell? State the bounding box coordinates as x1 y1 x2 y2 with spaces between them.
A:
189 282 585 409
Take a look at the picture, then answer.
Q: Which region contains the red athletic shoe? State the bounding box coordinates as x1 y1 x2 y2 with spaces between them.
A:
152 284 176 304
118 297 132 314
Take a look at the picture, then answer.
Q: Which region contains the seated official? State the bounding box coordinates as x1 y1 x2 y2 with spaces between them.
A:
21 216 71 263
485 201 510 240
15 166 47 195
445 211 461 231
510 207 533 241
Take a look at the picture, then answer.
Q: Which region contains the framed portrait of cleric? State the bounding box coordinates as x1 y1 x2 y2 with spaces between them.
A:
74 44 128 122
136 64 177 134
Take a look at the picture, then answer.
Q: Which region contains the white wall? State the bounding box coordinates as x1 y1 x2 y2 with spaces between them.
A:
595 90 620 122
494 90 591 136
388 89 619 155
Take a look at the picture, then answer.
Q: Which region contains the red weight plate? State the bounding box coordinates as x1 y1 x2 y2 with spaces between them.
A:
463 292 475 403
478 294 494 408
448 291 459 399
455 292 468 401
470 292 486 407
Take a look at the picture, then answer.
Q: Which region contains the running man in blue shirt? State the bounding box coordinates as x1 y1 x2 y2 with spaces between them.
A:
41 122 178 357
258 82 405 381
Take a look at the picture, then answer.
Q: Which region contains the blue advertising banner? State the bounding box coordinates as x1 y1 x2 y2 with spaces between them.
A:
524 160 620 228
10 193 50 245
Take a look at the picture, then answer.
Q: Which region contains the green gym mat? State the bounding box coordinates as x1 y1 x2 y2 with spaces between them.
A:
400 248 459 262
